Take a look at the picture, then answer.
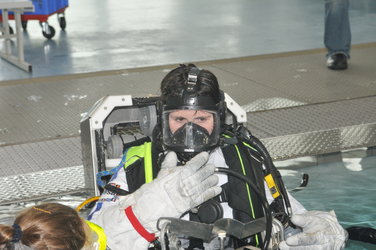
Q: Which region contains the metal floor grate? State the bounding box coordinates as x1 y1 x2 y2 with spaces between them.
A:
0 137 82 177
0 165 85 204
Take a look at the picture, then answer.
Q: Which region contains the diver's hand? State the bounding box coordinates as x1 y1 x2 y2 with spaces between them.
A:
279 210 348 250
156 151 179 178
128 151 222 232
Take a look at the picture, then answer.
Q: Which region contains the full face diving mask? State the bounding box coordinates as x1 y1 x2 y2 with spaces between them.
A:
159 67 225 161
162 110 221 154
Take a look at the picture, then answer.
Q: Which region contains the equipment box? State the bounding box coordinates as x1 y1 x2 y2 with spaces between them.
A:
23 0 68 15
0 0 68 39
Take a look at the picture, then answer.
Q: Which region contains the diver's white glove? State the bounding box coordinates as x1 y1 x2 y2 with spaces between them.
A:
128 151 222 232
156 150 180 178
279 210 348 250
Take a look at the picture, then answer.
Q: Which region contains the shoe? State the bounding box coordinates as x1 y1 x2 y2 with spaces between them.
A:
326 53 348 70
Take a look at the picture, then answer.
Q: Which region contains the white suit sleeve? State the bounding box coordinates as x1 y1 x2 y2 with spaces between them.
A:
287 191 306 214
88 167 151 250
88 151 221 250
91 195 150 250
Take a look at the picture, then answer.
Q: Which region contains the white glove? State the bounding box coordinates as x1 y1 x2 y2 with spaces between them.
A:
279 210 348 250
127 151 222 232
155 151 180 178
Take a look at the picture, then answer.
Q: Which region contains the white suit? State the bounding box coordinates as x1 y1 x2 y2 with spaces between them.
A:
88 148 307 250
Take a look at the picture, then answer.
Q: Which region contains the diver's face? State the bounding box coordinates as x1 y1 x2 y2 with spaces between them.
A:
168 110 214 134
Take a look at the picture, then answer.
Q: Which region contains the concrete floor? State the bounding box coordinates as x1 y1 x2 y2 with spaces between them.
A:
1 0 376 81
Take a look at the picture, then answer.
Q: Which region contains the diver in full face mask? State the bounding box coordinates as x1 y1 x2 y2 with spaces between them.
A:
88 64 347 250
158 65 224 163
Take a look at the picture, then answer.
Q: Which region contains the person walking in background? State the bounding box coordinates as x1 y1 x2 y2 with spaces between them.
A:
325 0 351 70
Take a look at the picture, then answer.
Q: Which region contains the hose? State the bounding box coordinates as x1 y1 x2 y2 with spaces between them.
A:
215 167 272 250
245 135 292 217
76 196 100 212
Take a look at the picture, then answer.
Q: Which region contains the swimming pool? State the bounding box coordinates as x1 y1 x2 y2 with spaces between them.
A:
1 147 375 249
278 147 376 250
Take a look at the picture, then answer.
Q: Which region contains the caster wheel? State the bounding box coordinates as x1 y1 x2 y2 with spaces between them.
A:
58 15 66 30
42 25 56 39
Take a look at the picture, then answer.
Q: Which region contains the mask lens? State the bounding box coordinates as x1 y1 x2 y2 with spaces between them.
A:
162 109 220 152
170 122 209 149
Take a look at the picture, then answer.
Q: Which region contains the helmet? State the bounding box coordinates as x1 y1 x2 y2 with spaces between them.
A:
158 65 226 161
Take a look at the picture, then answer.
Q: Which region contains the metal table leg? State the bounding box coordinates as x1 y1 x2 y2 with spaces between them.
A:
0 6 32 72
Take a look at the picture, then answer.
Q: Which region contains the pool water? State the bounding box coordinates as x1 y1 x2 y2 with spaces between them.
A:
1 148 375 249
278 147 376 250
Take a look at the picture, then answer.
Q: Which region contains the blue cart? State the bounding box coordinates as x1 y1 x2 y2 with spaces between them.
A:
1 0 68 39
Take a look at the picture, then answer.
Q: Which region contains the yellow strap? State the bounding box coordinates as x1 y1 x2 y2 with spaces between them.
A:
124 145 145 168
85 220 107 250
144 142 153 183
123 141 153 183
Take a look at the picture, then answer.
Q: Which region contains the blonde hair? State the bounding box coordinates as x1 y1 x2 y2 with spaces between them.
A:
0 203 87 250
